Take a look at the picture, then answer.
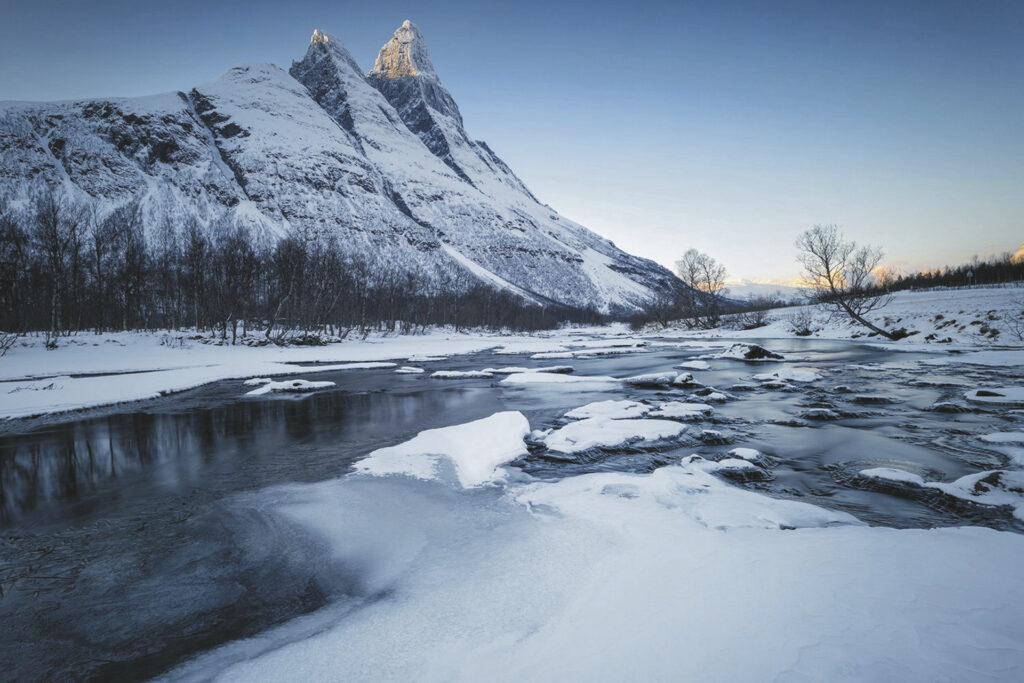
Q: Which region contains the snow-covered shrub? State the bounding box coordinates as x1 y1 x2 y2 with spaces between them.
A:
787 309 815 336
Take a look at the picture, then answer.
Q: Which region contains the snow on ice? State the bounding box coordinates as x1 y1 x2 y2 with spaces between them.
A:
563 400 650 420
244 379 337 396
543 417 687 454
354 411 530 488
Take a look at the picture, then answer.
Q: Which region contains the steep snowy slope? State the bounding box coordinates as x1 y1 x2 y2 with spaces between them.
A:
0 21 681 312
189 63 446 270
364 21 676 305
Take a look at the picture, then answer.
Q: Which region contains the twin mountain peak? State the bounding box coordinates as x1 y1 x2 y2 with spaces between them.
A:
0 20 680 312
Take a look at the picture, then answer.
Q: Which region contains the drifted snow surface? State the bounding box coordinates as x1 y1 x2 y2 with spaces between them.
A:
165 409 1024 682
354 411 529 488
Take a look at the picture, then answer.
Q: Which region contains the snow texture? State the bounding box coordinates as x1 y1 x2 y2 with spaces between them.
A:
244 379 336 396
649 401 714 420
543 417 686 454
563 400 650 420
354 411 529 488
430 370 494 379
753 366 822 383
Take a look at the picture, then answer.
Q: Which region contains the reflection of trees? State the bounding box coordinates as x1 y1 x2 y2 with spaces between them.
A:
1 410 247 525
1 384 498 526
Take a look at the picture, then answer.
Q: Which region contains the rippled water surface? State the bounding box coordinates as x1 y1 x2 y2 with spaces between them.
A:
1 337 1022 680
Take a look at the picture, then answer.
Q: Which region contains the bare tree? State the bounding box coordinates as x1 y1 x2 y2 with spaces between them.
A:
675 249 728 328
31 191 86 346
796 224 901 339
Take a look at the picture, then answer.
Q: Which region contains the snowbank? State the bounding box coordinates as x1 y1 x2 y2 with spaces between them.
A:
0 360 392 420
354 411 530 488
543 417 686 454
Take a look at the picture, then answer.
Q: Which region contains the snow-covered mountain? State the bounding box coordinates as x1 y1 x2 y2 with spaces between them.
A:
0 20 681 313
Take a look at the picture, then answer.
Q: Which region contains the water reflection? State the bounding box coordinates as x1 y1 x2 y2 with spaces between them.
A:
0 379 505 527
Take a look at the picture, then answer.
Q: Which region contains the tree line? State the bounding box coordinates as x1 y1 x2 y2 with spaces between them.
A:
0 192 605 346
881 251 1024 292
641 224 1023 341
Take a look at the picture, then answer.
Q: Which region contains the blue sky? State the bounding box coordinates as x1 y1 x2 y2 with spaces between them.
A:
1 0 1021 281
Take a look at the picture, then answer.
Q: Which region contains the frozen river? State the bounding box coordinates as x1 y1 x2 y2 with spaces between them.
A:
2 336 1023 681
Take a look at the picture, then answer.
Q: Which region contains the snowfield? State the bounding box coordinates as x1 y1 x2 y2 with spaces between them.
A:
159 409 1024 683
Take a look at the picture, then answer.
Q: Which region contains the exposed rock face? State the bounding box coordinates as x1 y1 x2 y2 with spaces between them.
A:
0 20 682 312
370 20 438 80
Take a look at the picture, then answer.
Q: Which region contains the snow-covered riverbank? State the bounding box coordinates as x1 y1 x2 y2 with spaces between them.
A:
664 285 1024 346
1 286 1020 421
161 403 1024 682
0 328 610 420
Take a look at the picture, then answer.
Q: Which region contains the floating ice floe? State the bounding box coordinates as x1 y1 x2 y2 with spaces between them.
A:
716 343 784 361
676 360 711 370
407 354 446 362
244 379 336 396
543 417 687 454
500 373 620 387
395 366 425 374
753 366 822 383
649 401 713 420
243 377 273 386
564 400 650 420
623 372 678 388
354 411 529 488
859 467 927 487
965 387 1024 405
430 370 494 379
481 365 574 375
